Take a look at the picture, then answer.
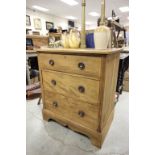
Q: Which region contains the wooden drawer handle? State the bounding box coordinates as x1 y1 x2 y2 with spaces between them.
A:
51 80 56 86
78 86 85 93
53 101 58 107
49 59 54 66
78 62 85 70
78 111 85 117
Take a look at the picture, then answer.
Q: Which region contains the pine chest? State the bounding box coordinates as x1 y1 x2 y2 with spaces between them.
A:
37 48 120 148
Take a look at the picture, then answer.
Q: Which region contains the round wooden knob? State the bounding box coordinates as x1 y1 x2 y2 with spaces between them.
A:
78 86 85 93
51 80 56 86
53 101 58 107
49 59 54 66
78 111 85 117
78 62 85 70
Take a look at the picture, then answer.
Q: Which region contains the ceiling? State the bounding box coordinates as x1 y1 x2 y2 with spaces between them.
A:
26 0 129 27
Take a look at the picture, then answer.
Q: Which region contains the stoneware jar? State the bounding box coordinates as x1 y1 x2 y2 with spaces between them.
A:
94 25 111 49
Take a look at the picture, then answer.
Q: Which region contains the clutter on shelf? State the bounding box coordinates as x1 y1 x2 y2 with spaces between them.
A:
61 29 80 48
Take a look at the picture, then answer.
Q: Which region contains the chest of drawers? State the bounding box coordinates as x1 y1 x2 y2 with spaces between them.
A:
37 48 120 148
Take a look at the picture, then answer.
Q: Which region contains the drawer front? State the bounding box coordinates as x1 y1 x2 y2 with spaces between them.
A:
38 53 101 79
44 91 99 130
42 70 100 104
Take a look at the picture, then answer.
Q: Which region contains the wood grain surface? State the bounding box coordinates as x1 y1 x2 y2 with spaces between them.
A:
38 48 121 148
38 53 101 79
44 91 99 130
42 70 100 105
100 53 120 129
26 35 48 47
37 47 122 55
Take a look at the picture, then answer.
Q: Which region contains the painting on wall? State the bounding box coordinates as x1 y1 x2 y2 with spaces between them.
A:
26 15 31 26
46 21 54 30
34 18 42 30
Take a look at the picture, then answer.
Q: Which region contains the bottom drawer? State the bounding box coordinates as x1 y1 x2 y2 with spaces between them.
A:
44 91 99 130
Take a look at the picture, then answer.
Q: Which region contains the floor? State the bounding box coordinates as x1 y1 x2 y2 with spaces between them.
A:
27 92 129 155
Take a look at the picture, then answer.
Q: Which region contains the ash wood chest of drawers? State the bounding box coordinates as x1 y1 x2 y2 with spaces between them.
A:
37 48 121 148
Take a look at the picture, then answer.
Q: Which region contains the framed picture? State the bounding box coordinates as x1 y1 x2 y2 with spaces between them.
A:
46 21 54 30
34 18 42 30
26 15 31 26
68 20 74 28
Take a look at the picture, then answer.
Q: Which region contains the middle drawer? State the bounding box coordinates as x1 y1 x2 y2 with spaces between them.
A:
42 70 100 105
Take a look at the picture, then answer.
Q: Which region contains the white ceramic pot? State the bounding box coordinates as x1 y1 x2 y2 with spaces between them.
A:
94 27 111 49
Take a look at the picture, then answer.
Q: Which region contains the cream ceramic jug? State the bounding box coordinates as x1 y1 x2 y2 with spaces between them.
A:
94 25 111 49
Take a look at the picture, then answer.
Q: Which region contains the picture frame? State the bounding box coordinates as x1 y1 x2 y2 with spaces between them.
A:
46 21 54 30
34 18 42 30
68 20 74 28
26 15 31 26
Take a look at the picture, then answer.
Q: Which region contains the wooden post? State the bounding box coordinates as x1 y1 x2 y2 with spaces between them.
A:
80 0 86 48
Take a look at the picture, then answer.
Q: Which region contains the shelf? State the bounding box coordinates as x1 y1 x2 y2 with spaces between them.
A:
26 35 49 39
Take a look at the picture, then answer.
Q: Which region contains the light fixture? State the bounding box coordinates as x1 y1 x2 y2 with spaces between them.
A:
89 12 100 17
32 5 48 12
60 0 78 6
119 6 129 12
65 16 77 20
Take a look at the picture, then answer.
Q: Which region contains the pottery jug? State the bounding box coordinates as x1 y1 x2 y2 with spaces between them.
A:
94 25 111 49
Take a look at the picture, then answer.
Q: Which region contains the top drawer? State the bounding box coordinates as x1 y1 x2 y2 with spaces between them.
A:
38 53 101 79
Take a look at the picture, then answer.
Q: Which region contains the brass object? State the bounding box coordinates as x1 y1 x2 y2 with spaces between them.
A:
100 0 105 26
80 0 86 48
68 29 81 48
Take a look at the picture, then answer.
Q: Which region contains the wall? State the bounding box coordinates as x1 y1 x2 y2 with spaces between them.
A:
26 8 69 35
86 24 97 30
26 8 94 34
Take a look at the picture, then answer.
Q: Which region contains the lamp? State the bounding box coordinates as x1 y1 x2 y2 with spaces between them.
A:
80 0 86 48
100 0 105 26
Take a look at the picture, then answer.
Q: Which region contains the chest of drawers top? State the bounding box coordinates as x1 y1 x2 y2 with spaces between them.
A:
37 48 121 78
37 47 121 55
